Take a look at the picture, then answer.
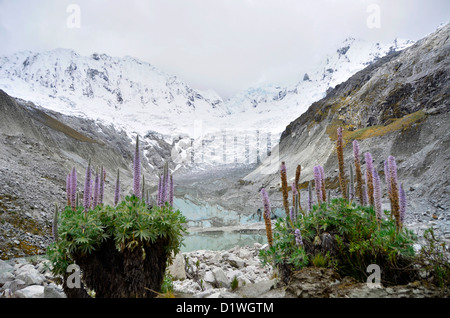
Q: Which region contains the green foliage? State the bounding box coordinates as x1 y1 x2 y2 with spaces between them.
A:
160 273 175 295
47 195 187 280
231 275 239 290
417 227 450 287
259 218 309 270
260 198 418 285
311 252 329 268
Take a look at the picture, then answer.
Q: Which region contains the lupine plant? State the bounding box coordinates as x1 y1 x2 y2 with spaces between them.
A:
388 155 401 231
353 140 364 204
260 188 273 247
373 169 383 222
313 165 323 204
47 136 186 298
114 169 120 206
259 126 417 285
133 135 141 198
336 127 347 199
365 152 375 207
280 162 290 218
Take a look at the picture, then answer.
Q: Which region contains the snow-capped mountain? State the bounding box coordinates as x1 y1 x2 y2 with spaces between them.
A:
0 37 414 167
0 48 228 137
223 37 415 134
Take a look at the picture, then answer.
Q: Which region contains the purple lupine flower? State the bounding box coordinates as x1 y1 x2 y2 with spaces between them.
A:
114 169 120 206
314 166 322 204
161 173 166 205
308 181 313 212
99 166 105 205
260 188 271 219
290 207 296 224
157 174 162 207
362 183 368 206
373 169 382 221
169 174 174 207
292 182 297 198
365 152 374 206
388 156 398 188
319 165 326 202
83 159 92 212
133 135 141 198
163 170 169 205
93 169 99 208
66 173 71 206
353 140 360 161
71 167 77 210
294 228 304 246
384 160 391 197
388 155 401 228
399 183 406 225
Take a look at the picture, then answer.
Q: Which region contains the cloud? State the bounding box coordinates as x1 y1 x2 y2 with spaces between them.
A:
0 0 448 98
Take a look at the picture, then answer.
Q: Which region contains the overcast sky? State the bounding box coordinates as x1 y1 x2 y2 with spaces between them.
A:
0 0 448 98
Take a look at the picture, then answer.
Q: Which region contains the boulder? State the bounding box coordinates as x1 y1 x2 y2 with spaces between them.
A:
212 267 230 289
167 253 187 280
16 266 44 286
2 279 26 293
226 254 245 268
44 284 66 298
0 260 13 274
0 271 15 285
203 270 216 286
14 285 45 298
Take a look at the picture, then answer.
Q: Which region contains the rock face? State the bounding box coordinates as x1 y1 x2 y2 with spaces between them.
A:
242 23 450 244
0 89 173 259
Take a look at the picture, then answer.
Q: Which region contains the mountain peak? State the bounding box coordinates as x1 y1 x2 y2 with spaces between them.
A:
0 49 228 137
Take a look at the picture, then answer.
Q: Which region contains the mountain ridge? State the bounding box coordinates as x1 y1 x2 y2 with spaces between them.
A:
241 23 449 241
0 37 414 141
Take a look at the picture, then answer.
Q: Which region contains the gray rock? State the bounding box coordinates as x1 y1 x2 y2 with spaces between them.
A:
226 254 245 268
2 279 26 293
0 260 13 274
44 284 66 298
212 267 230 289
167 253 186 280
0 271 15 285
16 266 45 286
14 285 45 298
203 270 216 286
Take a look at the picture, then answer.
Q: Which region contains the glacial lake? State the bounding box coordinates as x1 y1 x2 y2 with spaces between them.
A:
173 197 285 252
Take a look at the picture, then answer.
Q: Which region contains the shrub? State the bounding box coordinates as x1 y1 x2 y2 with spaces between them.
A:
260 198 418 286
47 136 187 298
47 196 186 298
416 227 450 287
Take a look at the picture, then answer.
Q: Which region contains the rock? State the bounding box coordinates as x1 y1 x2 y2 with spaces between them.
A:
239 248 254 260
226 254 245 268
203 270 216 286
44 284 66 298
0 271 15 285
206 289 235 298
0 260 13 274
167 253 186 280
14 285 45 298
15 265 44 286
2 279 26 293
212 267 230 289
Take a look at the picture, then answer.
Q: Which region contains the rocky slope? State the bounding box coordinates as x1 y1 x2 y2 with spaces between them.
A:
242 23 450 243
0 89 173 259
